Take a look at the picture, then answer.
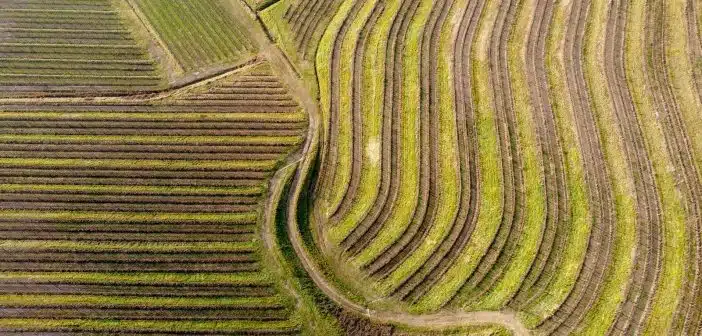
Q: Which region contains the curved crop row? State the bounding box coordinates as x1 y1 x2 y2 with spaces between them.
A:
284 0 343 59
335 0 421 258
360 0 455 280
644 0 702 333
394 0 483 303
449 0 526 307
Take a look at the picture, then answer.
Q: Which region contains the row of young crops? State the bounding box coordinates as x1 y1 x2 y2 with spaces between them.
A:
0 60 309 334
0 0 165 97
261 0 702 334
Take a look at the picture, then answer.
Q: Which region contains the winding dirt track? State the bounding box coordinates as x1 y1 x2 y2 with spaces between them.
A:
605 0 662 334
645 0 702 333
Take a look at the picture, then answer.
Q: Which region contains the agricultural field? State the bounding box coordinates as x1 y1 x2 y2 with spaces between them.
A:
1 0 701 335
0 0 165 97
129 0 256 76
259 0 702 334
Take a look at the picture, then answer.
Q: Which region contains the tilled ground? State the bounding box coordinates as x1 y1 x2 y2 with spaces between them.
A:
0 62 305 335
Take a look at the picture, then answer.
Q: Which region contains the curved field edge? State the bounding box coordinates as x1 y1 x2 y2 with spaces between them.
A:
262 162 343 335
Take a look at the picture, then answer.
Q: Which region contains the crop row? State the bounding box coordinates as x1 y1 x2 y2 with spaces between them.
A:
283 0 343 59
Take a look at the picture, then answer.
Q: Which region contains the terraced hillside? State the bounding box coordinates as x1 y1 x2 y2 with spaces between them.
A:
261 0 702 334
0 60 309 334
0 0 165 97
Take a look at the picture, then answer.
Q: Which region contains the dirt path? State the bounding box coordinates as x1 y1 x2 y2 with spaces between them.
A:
219 0 530 334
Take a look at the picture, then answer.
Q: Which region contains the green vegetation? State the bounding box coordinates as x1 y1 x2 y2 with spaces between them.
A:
625 0 687 333
132 0 256 72
413 0 505 311
0 0 164 96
